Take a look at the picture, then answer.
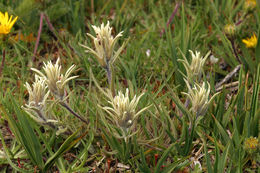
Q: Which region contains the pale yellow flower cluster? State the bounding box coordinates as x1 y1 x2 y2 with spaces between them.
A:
80 22 125 68
182 80 219 116
179 50 219 117
23 75 50 124
81 22 149 139
24 59 78 127
32 58 78 101
179 50 210 82
224 23 236 37
102 89 149 138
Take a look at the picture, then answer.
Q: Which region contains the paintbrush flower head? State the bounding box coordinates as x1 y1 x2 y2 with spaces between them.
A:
24 75 49 111
182 80 219 116
102 89 148 132
179 50 210 82
23 75 51 124
80 21 124 67
31 58 78 101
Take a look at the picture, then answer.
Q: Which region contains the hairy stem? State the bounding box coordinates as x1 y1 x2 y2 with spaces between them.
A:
106 62 115 97
106 63 112 86
160 2 181 37
32 12 44 62
0 49 6 77
43 13 57 38
230 38 241 64
60 102 88 124
35 109 56 129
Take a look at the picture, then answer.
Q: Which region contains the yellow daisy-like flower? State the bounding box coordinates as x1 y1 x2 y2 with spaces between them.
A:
242 34 258 48
244 0 257 11
0 12 18 35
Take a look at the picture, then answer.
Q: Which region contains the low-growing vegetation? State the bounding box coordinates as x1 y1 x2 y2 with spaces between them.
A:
0 0 259 172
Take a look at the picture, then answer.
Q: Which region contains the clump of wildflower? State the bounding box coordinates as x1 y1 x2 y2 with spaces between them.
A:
0 12 18 35
224 23 236 37
102 89 149 139
182 80 219 117
31 58 78 101
178 50 210 83
244 137 259 154
80 21 125 68
242 33 258 48
244 0 257 12
23 75 52 124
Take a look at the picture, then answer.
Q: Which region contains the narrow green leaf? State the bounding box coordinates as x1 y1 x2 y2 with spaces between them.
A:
218 143 230 173
154 143 175 173
166 83 192 121
203 138 213 173
248 64 260 136
43 129 88 172
161 157 189 173
137 148 151 173
255 26 260 63
1 93 44 169
0 132 34 173
212 114 230 144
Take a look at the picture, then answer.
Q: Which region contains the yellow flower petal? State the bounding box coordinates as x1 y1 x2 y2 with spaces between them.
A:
242 33 258 48
0 11 18 35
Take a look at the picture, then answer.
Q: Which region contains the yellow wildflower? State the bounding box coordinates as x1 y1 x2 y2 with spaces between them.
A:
0 12 18 35
244 137 259 154
244 0 257 11
242 34 258 48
